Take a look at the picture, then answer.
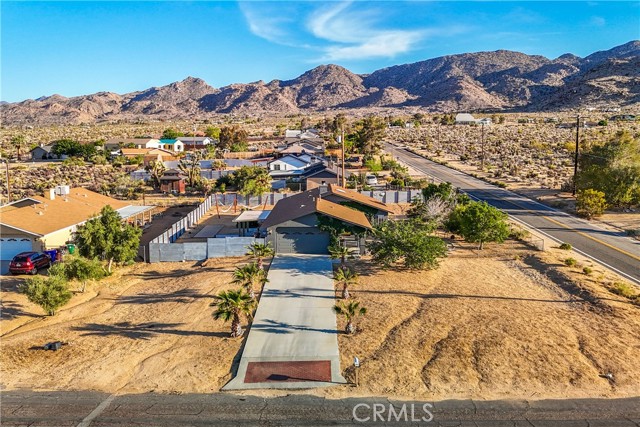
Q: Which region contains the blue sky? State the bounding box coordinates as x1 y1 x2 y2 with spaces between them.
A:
1 1 638 102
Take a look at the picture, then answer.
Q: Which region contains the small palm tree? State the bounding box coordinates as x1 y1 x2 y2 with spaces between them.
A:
212 289 256 337
231 262 268 300
333 300 367 335
329 245 352 270
246 242 275 270
11 135 27 161
334 267 358 299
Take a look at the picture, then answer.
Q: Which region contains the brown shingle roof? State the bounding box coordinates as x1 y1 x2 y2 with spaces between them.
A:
260 190 371 230
327 184 394 213
0 188 130 236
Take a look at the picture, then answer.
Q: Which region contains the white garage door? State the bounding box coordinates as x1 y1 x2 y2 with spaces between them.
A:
0 237 34 260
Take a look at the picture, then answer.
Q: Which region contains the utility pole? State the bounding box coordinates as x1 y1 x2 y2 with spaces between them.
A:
573 115 580 196
480 122 486 170
4 160 11 204
341 128 346 187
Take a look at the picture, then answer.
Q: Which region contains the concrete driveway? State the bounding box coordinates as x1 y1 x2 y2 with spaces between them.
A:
224 255 346 389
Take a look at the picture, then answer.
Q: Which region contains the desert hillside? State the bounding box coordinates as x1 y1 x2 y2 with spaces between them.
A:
1 41 638 125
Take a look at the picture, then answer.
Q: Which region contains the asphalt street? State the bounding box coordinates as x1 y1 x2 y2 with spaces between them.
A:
384 143 640 286
2 390 639 426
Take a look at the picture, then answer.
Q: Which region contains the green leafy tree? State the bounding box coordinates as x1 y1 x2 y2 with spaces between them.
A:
74 205 142 272
212 289 256 337
354 116 386 155
334 267 358 299
205 126 221 139
333 300 367 334
162 128 183 139
367 219 447 269
218 125 248 151
455 201 510 249
576 189 608 219
229 166 272 197
246 242 274 270
20 275 72 316
577 130 640 207
63 257 107 292
52 139 83 158
11 135 27 160
231 262 268 300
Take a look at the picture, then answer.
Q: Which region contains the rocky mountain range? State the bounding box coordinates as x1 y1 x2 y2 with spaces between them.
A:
2 41 639 125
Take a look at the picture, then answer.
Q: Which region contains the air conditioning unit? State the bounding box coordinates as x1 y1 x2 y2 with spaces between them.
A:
55 185 70 196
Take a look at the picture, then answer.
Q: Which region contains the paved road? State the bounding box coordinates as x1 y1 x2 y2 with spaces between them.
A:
2 390 639 426
224 255 346 390
384 143 640 286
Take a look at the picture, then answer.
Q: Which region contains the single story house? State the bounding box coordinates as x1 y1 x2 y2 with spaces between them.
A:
268 154 321 173
30 145 59 161
105 138 160 151
260 190 372 254
455 113 477 125
159 139 185 152
120 148 176 165
305 167 340 190
0 186 155 270
278 140 325 156
177 137 214 150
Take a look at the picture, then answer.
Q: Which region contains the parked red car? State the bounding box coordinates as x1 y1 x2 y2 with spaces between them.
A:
9 252 52 275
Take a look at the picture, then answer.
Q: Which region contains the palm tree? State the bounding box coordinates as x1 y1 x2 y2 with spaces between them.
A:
231 262 268 300
329 245 352 270
212 289 256 337
334 267 358 299
11 135 27 161
246 242 274 270
333 300 367 334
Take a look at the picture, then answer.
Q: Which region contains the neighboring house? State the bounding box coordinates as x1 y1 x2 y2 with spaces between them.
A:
260 190 372 254
159 169 186 194
268 154 319 173
0 186 154 270
158 139 185 152
117 148 175 166
278 140 324 156
30 145 59 161
455 113 477 125
477 118 492 126
105 138 160 151
177 137 214 150
305 167 340 190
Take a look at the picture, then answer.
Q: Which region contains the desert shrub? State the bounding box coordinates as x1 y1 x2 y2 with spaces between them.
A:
559 243 572 250
564 257 577 267
509 226 530 241
576 189 607 219
583 266 593 275
610 282 638 299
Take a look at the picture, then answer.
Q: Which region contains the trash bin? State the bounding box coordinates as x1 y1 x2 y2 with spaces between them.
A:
66 244 76 254
45 249 58 262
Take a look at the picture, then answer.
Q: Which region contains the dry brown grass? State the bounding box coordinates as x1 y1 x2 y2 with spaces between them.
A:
1 241 638 400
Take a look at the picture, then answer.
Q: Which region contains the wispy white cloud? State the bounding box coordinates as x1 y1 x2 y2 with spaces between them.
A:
590 16 606 27
307 2 427 60
239 1 466 62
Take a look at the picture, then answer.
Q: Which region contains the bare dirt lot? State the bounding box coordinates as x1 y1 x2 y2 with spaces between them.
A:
1 243 638 401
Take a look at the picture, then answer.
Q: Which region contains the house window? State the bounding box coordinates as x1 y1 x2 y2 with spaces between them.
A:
273 164 281 171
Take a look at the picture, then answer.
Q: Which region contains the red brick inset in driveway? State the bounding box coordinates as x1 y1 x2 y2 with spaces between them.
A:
244 360 332 383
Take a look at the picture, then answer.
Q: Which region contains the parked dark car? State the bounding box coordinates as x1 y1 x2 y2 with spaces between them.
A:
9 252 52 275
